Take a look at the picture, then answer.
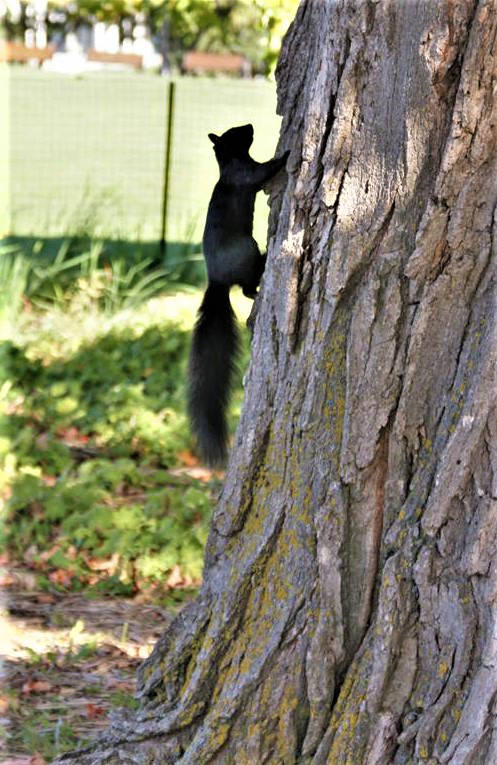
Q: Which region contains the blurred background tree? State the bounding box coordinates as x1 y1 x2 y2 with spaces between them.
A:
1 0 298 75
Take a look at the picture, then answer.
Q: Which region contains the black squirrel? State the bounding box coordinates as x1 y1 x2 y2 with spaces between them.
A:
187 123 289 466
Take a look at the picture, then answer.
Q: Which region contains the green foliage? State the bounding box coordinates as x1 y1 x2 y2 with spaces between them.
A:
0 236 257 598
3 318 190 451
1 237 195 321
1 310 216 586
0 259 230 594
41 0 299 74
0 245 31 329
4 457 212 589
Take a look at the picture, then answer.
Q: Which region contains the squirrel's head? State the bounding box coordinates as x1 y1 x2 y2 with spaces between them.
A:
208 124 254 162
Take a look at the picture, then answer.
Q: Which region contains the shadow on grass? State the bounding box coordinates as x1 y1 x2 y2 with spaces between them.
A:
1 320 191 466
1 325 213 599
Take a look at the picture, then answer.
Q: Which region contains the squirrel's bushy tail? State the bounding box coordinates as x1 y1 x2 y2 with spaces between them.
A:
187 282 240 466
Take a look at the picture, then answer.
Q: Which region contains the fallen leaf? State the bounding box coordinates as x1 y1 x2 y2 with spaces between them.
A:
39 544 62 563
86 702 106 719
41 474 57 487
1 485 13 501
177 450 199 467
49 568 73 587
182 573 194 587
166 565 184 588
86 552 120 573
36 593 56 604
5 570 38 589
169 466 219 482
21 295 33 313
57 426 90 445
22 679 53 694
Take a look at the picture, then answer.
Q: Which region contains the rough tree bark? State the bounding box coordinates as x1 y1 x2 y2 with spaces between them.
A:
59 1 497 763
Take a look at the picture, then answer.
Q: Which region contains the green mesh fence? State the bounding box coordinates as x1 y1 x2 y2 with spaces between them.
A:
0 66 10 236
2 66 281 251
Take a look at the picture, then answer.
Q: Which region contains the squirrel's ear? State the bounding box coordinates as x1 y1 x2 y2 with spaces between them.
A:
208 133 219 145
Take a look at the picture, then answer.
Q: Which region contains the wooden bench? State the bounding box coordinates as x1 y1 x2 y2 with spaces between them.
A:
182 51 249 76
0 41 55 65
87 50 143 70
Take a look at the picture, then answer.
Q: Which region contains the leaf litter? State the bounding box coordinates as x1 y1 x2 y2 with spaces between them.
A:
0 585 188 761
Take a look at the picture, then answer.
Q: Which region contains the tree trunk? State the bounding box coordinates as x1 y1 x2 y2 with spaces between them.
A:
58 1 497 763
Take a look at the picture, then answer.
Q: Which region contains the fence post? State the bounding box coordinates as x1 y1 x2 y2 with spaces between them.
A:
159 79 175 261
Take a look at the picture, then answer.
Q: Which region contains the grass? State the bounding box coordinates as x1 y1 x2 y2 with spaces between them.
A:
0 241 254 759
5 68 281 246
1 241 253 596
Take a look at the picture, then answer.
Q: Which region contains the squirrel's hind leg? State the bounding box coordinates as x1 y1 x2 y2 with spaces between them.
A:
241 252 266 299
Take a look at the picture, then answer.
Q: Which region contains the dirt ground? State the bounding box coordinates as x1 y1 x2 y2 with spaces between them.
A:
1 574 176 762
